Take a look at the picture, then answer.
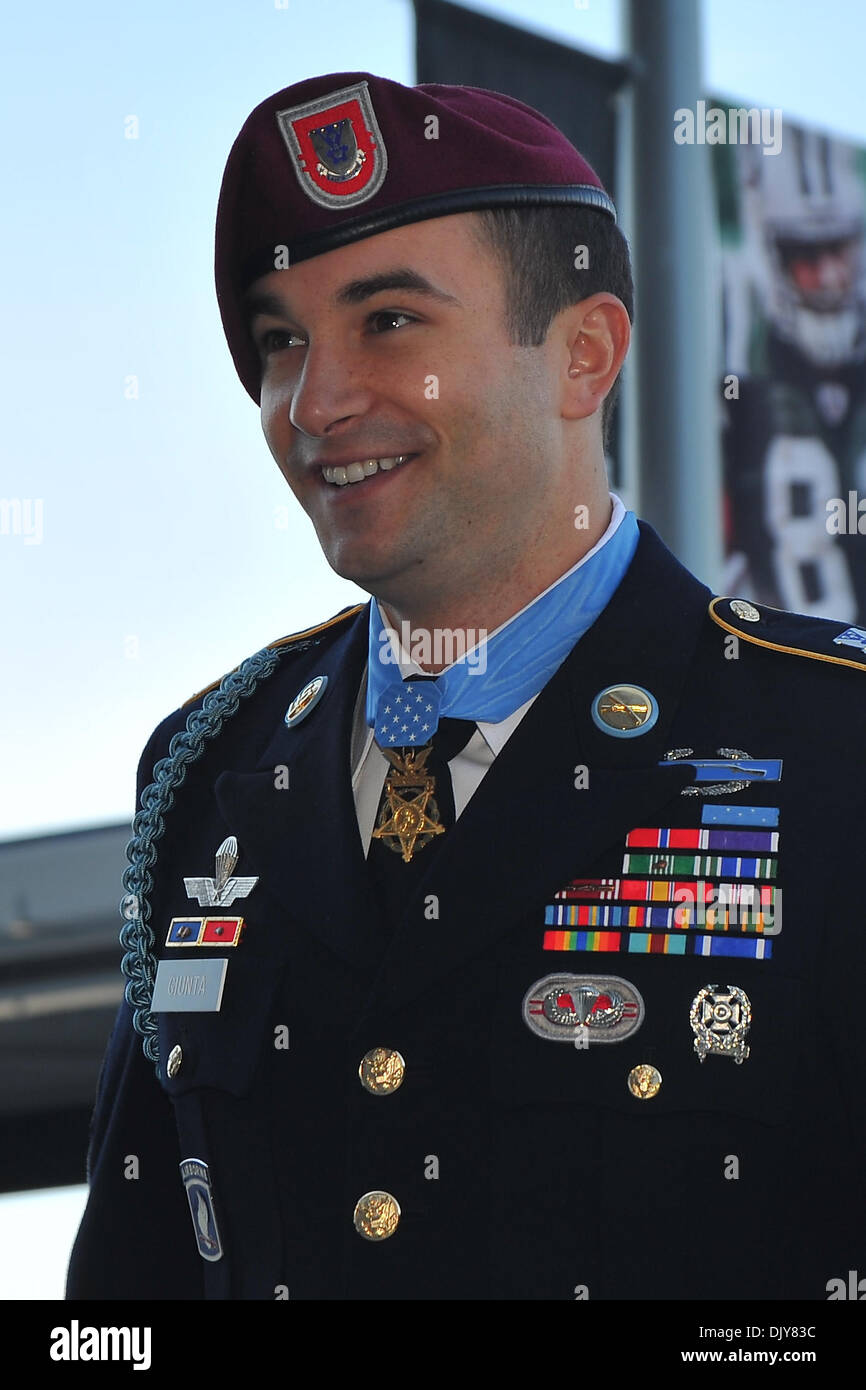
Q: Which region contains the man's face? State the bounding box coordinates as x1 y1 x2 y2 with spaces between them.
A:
247 213 568 610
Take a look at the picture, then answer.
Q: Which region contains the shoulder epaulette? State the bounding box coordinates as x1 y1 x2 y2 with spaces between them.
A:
709 596 866 672
182 603 365 707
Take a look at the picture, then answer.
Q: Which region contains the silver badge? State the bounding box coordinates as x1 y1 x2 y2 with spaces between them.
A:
663 747 774 798
180 1158 223 1262
184 835 258 908
523 974 645 1044
152 958 227 1013
690 984 752 1063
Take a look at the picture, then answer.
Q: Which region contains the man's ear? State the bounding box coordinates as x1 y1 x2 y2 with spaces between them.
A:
561 294 631 422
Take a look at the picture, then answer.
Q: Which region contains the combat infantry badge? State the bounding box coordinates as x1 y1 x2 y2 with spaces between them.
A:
690 984 752 1063
184 836 258 908
661 748 782 797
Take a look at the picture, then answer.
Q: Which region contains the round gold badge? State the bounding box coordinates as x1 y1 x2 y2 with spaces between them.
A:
627 1063 662 1099
166 1045 183 1079
359 1047 406 1096
592 685 658 738
353 1191 401 1241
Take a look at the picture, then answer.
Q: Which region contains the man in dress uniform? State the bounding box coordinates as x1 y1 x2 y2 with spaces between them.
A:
67 71 866 1301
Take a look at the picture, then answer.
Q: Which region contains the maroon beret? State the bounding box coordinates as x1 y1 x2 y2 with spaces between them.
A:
215 70 616 402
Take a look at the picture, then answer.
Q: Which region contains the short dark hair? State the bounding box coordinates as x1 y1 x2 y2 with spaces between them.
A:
469 206 634 449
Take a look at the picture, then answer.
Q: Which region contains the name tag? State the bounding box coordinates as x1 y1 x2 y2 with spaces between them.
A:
152 958 228 1012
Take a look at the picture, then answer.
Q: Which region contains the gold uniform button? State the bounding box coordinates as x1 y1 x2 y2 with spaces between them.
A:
730 599 760 622
353 1191 401 1241
628 1063 662 1099
166 1045 183 1079
359 1047 406 1095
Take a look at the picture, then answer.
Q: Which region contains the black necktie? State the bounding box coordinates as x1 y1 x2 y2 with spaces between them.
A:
367 680 476 932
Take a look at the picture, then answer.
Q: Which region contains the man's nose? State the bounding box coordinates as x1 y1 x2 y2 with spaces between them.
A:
289 339 376 436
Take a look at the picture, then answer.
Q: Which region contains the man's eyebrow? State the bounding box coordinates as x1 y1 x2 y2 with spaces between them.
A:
243 268 461 325
334 268 462 308
243 289 291 325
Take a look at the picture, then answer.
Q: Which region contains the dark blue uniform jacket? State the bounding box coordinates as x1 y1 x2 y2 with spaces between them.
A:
66 524 866 1300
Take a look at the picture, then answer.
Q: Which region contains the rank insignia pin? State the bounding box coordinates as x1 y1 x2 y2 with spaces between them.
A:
690 984 752 1063
180 1159 223 1262
184 836 258 908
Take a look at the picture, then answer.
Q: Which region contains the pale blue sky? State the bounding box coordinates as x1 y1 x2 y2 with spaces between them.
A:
3 0 866 1302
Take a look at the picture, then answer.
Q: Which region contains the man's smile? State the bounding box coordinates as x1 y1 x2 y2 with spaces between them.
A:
319 452 419 486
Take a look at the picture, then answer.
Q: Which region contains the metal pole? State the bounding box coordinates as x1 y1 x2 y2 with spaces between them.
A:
626 0 724 588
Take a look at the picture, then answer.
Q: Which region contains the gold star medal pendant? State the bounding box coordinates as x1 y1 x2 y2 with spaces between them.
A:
371 679 458 864
371 741 446 863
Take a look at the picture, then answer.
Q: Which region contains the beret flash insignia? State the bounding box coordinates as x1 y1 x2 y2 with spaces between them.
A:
276 80 387 210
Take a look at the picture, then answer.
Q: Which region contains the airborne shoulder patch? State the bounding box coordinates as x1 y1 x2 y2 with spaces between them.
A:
709 596 866 672
182 604 365 707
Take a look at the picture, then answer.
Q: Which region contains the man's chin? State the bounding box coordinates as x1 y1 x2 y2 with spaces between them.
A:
320 540 412 599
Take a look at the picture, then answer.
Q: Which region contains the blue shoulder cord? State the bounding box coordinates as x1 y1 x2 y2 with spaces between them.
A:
117 642 309 1078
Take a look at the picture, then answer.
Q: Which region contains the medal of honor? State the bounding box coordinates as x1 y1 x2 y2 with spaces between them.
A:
370 743 446 863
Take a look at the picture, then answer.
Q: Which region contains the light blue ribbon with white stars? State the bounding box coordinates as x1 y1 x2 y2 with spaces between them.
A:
375 682 443 747
367 507 640 747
